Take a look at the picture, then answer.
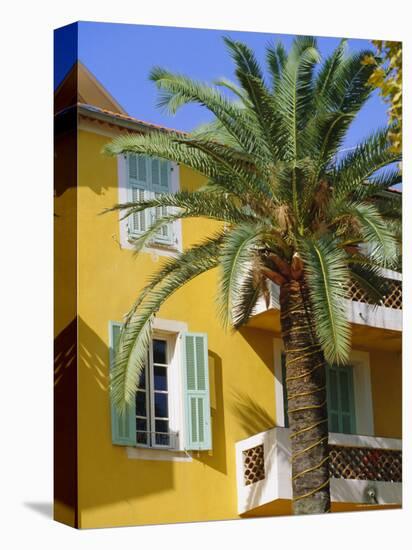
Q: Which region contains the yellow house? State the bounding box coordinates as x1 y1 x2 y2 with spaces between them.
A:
54 63 402 529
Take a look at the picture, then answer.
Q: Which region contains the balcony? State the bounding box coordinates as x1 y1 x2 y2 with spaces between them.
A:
235 427 402 515
247 271 402 352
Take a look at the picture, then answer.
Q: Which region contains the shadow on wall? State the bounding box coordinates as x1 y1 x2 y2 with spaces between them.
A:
54 317 176 524
230 392 285 516
54 318 78 524
192 350 228 475
230 391 275 438
238 326 276 376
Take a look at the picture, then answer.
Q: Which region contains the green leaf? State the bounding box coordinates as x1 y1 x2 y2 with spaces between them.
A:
218 223 266 328
111 240 221 411
302 237 351 364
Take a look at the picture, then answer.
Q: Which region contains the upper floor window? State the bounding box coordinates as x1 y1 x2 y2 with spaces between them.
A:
120 154 181 252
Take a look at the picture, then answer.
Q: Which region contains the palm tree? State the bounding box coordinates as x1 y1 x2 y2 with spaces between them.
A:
103 36 401 515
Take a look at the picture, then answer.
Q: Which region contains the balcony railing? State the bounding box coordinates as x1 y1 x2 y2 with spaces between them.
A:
236 427 402 514
329 444 402 483
345 279 402 310
251 271 402 332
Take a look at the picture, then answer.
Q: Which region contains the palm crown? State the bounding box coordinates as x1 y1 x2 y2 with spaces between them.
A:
104 36 401 410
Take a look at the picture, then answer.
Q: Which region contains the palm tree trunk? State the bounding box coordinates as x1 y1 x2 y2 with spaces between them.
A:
280 280 330 515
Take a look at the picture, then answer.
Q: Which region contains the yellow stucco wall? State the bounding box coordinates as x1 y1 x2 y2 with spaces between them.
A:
76 129 277 528
370 351 402 438
54 127 402 528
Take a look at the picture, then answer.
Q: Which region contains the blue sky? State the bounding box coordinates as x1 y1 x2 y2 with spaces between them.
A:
55 21 388 151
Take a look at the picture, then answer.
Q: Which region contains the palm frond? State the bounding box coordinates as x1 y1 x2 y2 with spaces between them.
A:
301 237 351 364
348 263 391 306
214 77 251 103
112 245 220 410
104 190 257 225
325 49 377 113
223 37 280 157
335 202 398 266
314 39 347 110
276 36 320 159
149 67 269 159
232 269 267 328
333 127 401 201
266 41 287 91
123 234 224 327
217 222 266 328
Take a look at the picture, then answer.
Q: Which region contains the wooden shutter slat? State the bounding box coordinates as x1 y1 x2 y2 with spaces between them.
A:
182 333 212 450
109 322 137 446
326 364 356 435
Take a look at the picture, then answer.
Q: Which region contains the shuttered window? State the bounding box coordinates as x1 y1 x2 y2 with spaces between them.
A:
109 324 212 452
326 364 356 434
127 154 174 246
281 360 356 434
182 333 212 450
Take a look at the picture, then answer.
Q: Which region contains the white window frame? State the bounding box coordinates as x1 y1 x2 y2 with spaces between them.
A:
126 318 189 461
273 338 374 436
136 332 175 450
117 154 183 256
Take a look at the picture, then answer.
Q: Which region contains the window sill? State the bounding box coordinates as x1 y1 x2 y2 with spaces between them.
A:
126 446 193 462
126 235 181 257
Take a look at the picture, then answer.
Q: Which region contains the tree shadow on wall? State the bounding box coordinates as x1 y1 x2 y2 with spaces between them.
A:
54 317 175 525
193 350 228 476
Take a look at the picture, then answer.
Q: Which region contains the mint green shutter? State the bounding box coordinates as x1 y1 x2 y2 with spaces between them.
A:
150 158 173 245
109 322 136 445
127 154 150 235
326 364 356 434
182 333 212 450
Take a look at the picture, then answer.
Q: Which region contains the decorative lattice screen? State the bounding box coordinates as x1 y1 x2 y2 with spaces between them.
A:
329 445 402 482
242 443 402 486
243 444 265 486
345 279 402 310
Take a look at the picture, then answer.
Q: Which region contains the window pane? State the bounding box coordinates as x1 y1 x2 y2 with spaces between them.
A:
137 432 148 445
136 418 148 445
155 419 169 434
136 418 147 431
155 433 170 446
153 339 167 364
154 393 168 418
155 420 169 446
154 366 168 391
137 367 146 389
136 391 147 417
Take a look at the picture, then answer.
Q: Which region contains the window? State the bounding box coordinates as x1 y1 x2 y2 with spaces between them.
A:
281 352 356 435
136 338 173 448
325 363 356 434
127 154 176 247
109 321 212 452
